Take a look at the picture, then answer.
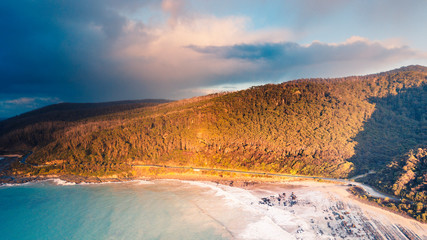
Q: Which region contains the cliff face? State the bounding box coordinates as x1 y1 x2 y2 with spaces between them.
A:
1 66 426 182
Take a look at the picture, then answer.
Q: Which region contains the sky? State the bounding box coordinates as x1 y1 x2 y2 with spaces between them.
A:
1 0 427 118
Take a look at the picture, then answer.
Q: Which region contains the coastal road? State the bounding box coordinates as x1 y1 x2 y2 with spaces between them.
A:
132 164 398 200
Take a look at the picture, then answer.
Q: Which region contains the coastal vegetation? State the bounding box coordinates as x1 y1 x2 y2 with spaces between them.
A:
1 65 426 219
359 147 427 222
348 186 427 223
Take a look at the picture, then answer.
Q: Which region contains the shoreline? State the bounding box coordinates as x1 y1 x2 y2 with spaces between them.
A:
0 173 304 187
0 167 350 187
0 154 396 200
0 166 397 199
1 157 423 226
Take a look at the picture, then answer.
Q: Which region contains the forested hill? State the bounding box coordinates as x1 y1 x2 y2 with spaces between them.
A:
0 99 171 152
1 66 426 184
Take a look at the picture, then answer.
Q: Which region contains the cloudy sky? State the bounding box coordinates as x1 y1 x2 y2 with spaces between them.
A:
1 0 427 118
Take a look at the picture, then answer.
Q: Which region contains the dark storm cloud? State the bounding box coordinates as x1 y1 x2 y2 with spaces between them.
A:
0 0 155 102
188 40 417 77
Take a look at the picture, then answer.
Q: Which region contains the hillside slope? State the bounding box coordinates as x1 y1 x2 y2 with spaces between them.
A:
0 99 171 152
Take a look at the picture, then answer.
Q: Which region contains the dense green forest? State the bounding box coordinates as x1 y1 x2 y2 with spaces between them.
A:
1 66 426 207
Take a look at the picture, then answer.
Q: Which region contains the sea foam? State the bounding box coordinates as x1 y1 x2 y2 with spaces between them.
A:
51 178 76 186
176 180 304 239
132 180 154 185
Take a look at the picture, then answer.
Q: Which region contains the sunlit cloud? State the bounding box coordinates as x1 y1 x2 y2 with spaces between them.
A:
111 14 293 94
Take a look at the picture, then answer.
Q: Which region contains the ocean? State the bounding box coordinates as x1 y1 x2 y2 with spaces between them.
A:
0 180 244 240
2 179 425 240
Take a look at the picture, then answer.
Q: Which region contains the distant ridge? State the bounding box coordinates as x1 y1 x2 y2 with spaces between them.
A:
0 99 172 149
11 99 172 119
376 65 427 75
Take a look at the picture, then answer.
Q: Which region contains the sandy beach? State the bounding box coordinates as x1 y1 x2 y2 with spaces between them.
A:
188 180 427 240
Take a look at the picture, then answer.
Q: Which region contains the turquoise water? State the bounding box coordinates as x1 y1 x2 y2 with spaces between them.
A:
0 180 232 240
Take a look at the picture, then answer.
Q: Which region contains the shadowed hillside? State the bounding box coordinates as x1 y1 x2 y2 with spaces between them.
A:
347 83 426 213
350 84 426 172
